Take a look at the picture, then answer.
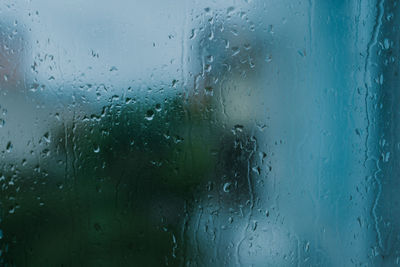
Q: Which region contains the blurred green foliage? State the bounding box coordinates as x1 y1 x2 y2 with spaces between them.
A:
0 96 222 266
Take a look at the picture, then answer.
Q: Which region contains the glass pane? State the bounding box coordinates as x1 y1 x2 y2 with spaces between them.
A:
0 0 399 266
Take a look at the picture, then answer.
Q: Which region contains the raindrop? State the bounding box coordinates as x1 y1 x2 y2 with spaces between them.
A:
231 46 240 56
189 29 196 40
383 151 390 162
227 6 235 15
9 207 15 214
93 144 100 153
233 124 244 134
43 132 50 143
298 49 306 57
204 86 213 96
383 38 390 49
305 242 310 252
223 182 232 193
145 110 155 121
6 141 12 152
379 74 384 85
252 220 258 231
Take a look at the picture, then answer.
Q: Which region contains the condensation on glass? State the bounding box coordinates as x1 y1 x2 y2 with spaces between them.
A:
0 0 399 266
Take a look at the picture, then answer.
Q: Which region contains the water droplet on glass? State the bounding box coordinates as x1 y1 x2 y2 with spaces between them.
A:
227 6 235 15
383 38 390 49
43 132 50 143
9 207 15 214
231 46 240 56
223 182 232 193
204 86 213 96
6 141 12 152
252 220 258 231
145 110 155 121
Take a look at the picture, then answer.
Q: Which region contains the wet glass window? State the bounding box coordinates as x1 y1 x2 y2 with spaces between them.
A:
0 0 399 266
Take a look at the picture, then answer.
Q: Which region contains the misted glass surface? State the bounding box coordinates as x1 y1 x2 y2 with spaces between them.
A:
0 0 399 266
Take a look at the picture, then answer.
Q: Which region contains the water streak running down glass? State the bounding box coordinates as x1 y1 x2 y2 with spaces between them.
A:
0 0 399 266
